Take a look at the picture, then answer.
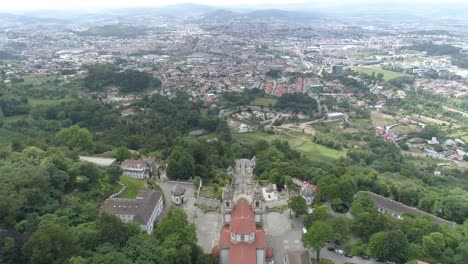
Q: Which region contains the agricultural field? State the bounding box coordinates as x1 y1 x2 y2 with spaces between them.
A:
21 74 56 86
250 97 277 107
370 111 395 127
28 98 75 107
412 114 452 126
389 124 421 134
120 176 146 198
233 130 346 162
353 67 409 81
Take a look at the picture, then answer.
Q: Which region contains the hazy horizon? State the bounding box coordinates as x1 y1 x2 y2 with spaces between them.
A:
2 0 468 12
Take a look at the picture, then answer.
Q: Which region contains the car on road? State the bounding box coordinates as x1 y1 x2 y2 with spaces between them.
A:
335 249 344 255
327 247 335 252
344 253 353 258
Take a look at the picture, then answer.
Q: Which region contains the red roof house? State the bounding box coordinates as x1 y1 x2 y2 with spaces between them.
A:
213 201 274 264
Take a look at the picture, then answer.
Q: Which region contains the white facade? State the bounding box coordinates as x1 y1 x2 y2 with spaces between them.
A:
122 168 148 179
143 196 164 234
171 194 185 205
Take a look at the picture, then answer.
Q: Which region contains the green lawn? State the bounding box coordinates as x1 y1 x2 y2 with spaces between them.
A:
120 176 146 198
405 57 425 62
233 131 346 162
28 98 75 107
250 97 277 107
353 67 408 81
22 74 55 86
370 111 395 127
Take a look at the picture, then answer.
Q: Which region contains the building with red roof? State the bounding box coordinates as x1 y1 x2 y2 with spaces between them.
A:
213 199 274 264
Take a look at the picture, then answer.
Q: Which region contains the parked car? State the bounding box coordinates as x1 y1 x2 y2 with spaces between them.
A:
344 253 353 258
335 249 344 255
362 255 370 260
302 228 307 234
375 259 384 262
327 247 335 252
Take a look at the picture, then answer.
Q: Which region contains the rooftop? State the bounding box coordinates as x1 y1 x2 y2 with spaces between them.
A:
287 250 311 264
79 156 116 166
359 191 455 227
102 190 162 226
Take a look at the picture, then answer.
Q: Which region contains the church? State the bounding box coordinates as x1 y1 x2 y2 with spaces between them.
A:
212 184 274 264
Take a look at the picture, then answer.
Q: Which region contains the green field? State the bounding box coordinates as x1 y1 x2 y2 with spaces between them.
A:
28 98 75 107
120 176 146 198
353 67 408 81
250 97 277 107
234 131 346 162
370 111 395 127
22 74 55 86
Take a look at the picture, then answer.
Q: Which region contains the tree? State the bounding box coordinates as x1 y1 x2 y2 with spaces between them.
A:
23 224 80 264
216 120 232 142
95 213 132 248
106 164 122 183
113 147 132 162
350 194 375 217
302 221 333 261
90 252 132 264
288 196 307 216
330 217 352 244
421 232 445 259
304 205 331 228
153 206 197 263
166 148 195 180
56 125 95 153
369 231 409 263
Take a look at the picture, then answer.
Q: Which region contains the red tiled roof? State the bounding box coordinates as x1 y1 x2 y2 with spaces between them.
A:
230 202 256 234
217 201 270 264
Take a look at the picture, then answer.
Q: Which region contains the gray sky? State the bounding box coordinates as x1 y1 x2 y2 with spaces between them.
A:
1 0 466 11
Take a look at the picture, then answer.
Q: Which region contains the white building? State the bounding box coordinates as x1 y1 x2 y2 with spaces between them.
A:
300 184 316 206
101 190 164 234
121 157 157 179
428 137 439 145
171 183 186 205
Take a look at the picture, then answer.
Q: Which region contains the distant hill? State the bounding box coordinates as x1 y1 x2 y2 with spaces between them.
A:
201 8 319 22
0 12 67 24
75 24 146 38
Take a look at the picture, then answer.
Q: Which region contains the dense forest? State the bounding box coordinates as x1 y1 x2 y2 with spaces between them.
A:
405 42 461 56
451 52 468 69
75 25 147 38
84 64 161 93
275 93 318 114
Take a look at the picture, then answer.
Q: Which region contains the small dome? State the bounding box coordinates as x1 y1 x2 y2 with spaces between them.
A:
266 183 275 192
266 246 274 259
301 184 315 196
211 245 220 258
171 183 185 196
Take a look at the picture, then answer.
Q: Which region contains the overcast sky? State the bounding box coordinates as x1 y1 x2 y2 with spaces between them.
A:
1 0 467 11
